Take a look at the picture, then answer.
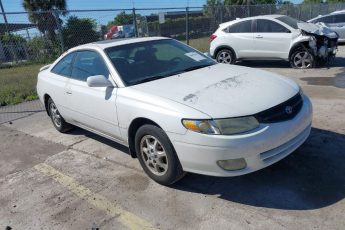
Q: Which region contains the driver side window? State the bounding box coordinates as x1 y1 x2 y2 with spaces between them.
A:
71 51 110 82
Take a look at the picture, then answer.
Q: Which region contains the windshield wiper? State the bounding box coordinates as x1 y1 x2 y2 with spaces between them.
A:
131 64 214 85
132 75 166 85
178 63 214 73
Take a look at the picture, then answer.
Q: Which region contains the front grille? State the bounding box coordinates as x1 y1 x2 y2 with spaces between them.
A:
255 93 303 123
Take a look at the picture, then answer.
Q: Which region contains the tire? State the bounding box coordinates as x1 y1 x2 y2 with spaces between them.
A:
216 48 236 64
135 124 185 185
47 98 73 133
290 49 315 69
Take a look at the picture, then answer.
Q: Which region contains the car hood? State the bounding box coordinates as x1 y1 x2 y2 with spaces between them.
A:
131 64 299 118
297 22 338 38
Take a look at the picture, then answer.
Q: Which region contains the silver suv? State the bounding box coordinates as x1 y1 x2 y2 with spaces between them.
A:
308 10 345 42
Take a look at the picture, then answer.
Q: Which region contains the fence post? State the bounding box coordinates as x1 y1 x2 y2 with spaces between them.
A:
185 7 189 45
132 8 138 37
53 10 64 53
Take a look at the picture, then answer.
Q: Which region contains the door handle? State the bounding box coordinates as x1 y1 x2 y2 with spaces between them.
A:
66 91 72 95
256 35 263 39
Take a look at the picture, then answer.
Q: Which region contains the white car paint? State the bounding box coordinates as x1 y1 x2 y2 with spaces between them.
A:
37 37 313 177
210 14 338 61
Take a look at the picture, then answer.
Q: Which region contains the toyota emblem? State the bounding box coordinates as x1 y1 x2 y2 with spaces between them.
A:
285 106 293 114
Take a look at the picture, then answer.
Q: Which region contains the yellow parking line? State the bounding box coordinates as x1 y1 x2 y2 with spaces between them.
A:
34 163 157 230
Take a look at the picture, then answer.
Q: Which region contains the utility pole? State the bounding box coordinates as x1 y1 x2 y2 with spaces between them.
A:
0 0 9 29
0 0 17 63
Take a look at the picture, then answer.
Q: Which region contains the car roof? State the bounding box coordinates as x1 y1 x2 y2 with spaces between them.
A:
310 9 345 20
219 14 285 28
73 36 170 50
330 9 345 15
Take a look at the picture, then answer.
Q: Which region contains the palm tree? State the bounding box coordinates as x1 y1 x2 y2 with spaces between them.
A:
22 0 67 40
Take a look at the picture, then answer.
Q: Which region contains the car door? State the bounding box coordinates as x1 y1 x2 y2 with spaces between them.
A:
65 50 122 140
252 19 292 59
224 19 255 58
48 52 76 120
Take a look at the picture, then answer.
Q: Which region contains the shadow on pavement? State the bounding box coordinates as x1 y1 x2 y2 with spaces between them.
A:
67 127 130 155
173 127 345 210
301 67 345 88
237 57 345 69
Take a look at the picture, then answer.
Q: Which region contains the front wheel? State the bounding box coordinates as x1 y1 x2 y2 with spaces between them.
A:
290 49 315 69
135 124 185 185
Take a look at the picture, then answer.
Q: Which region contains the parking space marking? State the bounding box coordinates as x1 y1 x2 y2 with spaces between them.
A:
34 163 157 230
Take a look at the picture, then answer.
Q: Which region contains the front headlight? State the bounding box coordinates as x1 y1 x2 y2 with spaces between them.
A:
182 116 259 135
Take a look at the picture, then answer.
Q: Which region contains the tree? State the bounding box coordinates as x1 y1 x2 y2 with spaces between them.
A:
203 0 224 18
107 11 133 27
22 0 67 39
63 16 99 49
205 0 276 6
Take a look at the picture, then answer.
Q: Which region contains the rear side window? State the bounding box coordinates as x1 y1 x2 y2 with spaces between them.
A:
71 51 110 82
334 14 345 23
227 20 252 33
51 52 75 77
315 15 334 23
276 16 300 29
256 19 289 33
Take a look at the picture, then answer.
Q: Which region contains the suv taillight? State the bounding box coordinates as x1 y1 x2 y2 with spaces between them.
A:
210 34 217 41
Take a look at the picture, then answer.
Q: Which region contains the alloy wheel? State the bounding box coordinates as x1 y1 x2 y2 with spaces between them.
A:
49 103 62 128
140 135 168 176
293 51 313 69
217 51 232 64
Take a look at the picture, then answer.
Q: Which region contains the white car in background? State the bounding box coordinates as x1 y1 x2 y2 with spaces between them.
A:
37 37 313 185
210 15 338 68
308 10 345 43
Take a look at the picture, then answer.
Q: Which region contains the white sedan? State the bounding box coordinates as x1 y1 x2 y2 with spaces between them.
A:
37 37 313 185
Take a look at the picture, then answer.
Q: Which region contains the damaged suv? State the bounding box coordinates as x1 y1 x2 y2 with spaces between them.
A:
210 15 338 68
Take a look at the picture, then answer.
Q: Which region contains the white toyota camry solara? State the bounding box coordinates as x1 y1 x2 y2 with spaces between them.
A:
37 37 313 185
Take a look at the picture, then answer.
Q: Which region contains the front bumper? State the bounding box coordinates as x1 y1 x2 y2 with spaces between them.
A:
171 95 313 177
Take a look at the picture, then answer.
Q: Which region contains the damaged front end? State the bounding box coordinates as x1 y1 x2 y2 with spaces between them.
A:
299 22 338 65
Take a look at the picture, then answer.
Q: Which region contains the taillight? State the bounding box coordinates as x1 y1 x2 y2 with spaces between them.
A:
210 34 217 41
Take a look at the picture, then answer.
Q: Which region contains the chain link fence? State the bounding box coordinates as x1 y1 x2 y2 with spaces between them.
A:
1 3 345 66
1 3 345 123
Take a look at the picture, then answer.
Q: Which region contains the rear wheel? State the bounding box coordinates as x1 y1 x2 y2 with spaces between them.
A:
47 98 73 133
216 49 235 64
290 49 315 69
135 124 185 185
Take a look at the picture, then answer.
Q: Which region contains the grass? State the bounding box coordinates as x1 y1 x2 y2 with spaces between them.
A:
187 37 210 53
0 64 42 106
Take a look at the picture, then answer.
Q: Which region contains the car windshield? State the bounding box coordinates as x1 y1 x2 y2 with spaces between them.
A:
276 16 302 29
105 39 216 86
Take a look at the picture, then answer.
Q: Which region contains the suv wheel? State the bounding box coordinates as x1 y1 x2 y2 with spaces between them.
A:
216 49 235 64
135 124 185 185
47 98 73 133
290 49 315 69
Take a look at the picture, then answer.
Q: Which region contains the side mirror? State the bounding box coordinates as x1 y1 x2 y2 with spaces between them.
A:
86 75 114 87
